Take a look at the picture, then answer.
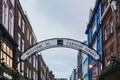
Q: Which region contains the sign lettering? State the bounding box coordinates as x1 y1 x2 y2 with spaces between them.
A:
21 38 100 60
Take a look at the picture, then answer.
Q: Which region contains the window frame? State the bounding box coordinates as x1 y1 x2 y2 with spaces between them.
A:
110 18 113 34
2 1 8 29
0 40 13 68
18 33 21 50
18 11 21 27
22 19 25 33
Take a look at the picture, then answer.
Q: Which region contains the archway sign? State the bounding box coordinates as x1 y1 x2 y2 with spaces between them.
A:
20 38 100 61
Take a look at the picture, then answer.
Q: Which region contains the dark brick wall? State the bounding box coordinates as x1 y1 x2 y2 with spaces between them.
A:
102 0 120 80
14 0 38 79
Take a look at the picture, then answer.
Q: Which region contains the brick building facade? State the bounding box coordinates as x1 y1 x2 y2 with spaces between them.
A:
0 0 38 79
77 50 82 80
0 0 55 80
99 0 120 80
0 0 19 79
38 54 55 80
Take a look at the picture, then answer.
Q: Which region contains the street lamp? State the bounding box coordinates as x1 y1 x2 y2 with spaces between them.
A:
89 64 93 69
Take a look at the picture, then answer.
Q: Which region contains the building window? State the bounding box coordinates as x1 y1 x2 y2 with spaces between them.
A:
92 41 96 50
30 34 32 45
18 33 21 50
27 68 29 78
97 34 101 51
0 52 2 62
105 56 110 67
110 49 115 57
36 73 38 80
17 58 20 72
33 71 35 80
104 27 108 40
9 10 14 37
10 0 14 7
92 21 96 36
29 69 31 79
33 40 36 45
18 11 21 27
2 1 8 29
29 57 31 63
105 57 107 67
21 62 24 75
92 67 98 80
36 58 38 70
33 55 36 68
103 1 108 12
0 40 13 68
22 19 25 33
27 30 29 41
17 61 24 75
110 19 113 33
22 39 24 52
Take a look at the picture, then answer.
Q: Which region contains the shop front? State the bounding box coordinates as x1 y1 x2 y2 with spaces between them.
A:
98 59 120 80
0 63 14 80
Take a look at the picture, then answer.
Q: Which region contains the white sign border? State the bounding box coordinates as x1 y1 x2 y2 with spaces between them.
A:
20 38 100 61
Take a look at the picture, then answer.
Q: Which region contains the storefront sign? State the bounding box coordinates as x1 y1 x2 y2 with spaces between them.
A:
21 38 100 61
3 72 12 79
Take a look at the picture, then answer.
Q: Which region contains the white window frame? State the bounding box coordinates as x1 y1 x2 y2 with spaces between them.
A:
17 58 21 72
18 11 21 27
18 33 21 50
104 28 107 40
22 19 25 33
110 19 113 33
2 1 8 29
105 56 110 67
22 39 24 52
36 58 38 70
92 41 96 50
29 69 31 79
92 21 96 35
92 67 98 79
27 68 29 77
36 73 38 80
29 57 31 63
33 55 36 68
9 9 14 37
21 62 24 75
33 71 35 80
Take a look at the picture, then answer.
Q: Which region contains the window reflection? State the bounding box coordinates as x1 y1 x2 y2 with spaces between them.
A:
3 43 6 52
0 40 13 68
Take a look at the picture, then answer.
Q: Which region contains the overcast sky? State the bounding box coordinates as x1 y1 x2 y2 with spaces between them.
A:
20 0 95 79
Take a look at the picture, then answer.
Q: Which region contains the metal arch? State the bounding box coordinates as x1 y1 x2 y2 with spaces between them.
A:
20 38 100 61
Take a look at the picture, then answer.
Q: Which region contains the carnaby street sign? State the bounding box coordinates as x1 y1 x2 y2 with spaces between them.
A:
21 38 100 61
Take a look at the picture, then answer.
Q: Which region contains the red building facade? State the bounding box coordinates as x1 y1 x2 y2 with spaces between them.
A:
100 0 120 80
0 0 38 79
38 54 55 80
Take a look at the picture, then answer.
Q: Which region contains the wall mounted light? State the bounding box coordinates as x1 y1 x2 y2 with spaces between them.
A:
89 64 93 69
